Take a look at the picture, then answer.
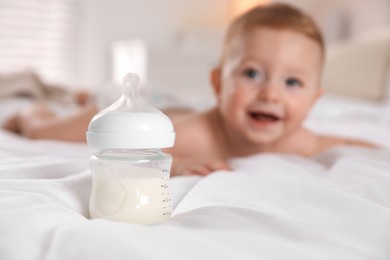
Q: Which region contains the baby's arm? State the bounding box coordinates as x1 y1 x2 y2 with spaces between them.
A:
164 111 231 176
316 134 377 151
343 138 377 147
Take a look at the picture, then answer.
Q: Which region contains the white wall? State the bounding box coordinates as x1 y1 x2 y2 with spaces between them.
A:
278 0 390 43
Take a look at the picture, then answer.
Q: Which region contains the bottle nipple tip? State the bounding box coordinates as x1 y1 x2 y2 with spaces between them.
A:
123 73 140 87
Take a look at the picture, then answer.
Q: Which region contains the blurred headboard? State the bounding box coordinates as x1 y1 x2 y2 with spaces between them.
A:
322 28 390 101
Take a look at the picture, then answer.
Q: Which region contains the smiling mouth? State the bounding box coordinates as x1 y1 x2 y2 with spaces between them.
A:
248 111 281 123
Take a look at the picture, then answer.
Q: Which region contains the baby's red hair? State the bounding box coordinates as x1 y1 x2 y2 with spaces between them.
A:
219 3 325 66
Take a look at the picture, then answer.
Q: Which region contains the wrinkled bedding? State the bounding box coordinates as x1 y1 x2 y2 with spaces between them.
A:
0 94 390 260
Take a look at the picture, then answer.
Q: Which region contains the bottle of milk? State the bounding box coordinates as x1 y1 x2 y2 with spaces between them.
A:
86 73 175 225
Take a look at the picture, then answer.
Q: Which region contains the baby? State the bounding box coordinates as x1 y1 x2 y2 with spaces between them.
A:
167 3 374 176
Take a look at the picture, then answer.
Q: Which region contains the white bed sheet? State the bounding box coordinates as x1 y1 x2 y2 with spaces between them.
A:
1 94 390 260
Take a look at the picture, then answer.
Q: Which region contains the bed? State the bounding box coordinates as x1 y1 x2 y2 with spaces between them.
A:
0 93 390 260
0 25 390 260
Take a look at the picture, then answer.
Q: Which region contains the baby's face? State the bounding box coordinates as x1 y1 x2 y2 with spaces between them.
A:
215 27 323 145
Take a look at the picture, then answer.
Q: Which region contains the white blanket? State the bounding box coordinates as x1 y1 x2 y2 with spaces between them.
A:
1 94 390 260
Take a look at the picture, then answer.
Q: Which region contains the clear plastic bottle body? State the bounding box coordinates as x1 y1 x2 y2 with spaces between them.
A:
89 148 172 225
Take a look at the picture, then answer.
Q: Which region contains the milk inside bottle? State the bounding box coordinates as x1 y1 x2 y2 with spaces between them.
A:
86 73 175 225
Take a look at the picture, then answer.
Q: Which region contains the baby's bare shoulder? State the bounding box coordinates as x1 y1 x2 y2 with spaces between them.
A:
174 112 211 136
167 111 215 157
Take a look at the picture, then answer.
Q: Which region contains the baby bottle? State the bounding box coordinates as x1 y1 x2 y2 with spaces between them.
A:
86 73 175 225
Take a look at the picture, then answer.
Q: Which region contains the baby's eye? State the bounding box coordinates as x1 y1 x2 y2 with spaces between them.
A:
286 77 302 87
243 69 261 79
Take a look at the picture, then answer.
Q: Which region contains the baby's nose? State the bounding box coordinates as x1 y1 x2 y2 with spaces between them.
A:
256 84 280 103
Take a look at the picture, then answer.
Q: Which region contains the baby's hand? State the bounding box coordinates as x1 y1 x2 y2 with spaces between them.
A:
172 157 231 176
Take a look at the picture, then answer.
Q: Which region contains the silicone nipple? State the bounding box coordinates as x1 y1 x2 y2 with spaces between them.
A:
86 73 175 149
106 73 159 113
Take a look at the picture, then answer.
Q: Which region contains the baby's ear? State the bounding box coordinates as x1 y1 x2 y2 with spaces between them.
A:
210 68 222 96
311 86 324 106
316 86 324 99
